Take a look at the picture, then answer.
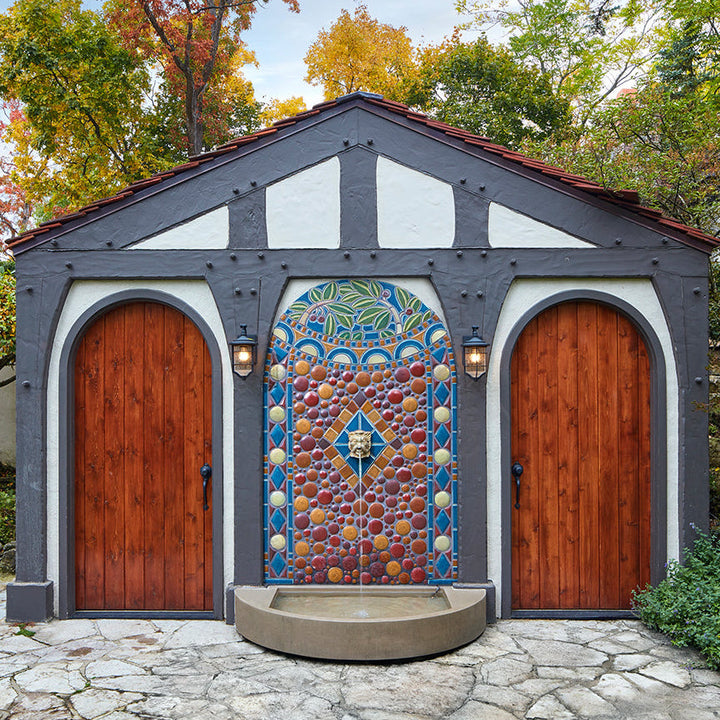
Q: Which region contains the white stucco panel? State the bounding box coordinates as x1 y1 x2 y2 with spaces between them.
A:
266 157 341 249
376 157 455 248
489 202 595 248
130 206 229 249
47 280 234 616
486 278 679 617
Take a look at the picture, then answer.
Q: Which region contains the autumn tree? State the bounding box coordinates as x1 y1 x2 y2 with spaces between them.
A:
0 0 165 221
304 5 415 100
403 36 571 148
109 0 300 156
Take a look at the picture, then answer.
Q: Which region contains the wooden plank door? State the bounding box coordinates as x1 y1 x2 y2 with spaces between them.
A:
74 301 213 611
511 301 651 610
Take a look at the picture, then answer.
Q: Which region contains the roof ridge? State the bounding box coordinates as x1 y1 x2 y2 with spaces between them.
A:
7 94 718 252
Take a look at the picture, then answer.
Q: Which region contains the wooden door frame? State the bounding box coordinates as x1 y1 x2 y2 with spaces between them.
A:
498 290 668 618
57 290 225 619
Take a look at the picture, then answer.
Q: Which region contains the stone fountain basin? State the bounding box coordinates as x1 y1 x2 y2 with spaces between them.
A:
234 586 486 661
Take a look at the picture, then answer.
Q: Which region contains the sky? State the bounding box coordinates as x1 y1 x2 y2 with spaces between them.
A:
242 0 475 106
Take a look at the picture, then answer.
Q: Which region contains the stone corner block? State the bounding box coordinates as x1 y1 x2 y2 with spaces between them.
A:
5 581 53 623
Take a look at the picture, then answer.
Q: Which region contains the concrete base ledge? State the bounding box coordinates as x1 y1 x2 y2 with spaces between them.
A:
234 585 486 661
5 581 54 623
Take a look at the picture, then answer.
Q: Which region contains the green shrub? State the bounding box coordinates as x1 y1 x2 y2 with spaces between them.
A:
0 463 14 547
0 489 14 547
633 529 720 669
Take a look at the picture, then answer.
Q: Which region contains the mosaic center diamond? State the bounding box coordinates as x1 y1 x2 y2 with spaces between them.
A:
321 400 399 488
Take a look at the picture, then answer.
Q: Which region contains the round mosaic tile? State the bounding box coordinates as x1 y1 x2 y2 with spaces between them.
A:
268 448 286 465
268 406 286 423
270 364 286 381
270 534 286 551
434 406 450 423
269 491 286 507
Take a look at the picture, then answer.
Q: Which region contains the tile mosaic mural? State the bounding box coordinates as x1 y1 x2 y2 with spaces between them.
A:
264 280 457 585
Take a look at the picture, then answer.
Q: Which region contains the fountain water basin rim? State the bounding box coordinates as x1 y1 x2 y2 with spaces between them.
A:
234 585 486 661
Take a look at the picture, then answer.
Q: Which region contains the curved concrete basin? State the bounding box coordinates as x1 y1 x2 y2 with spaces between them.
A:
234 586 486 661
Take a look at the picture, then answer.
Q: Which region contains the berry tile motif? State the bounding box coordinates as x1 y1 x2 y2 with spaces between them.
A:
264 280 457 585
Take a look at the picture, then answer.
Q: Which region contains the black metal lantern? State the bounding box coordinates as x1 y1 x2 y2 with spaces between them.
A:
230 325 257 378
462 326 489 380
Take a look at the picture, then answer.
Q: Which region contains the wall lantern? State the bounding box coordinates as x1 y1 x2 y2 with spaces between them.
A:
462 326 489 380
230 325 257 378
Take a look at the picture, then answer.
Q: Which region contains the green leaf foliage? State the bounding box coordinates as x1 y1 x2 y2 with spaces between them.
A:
633 529 720 669
0 259 15 385
0 0 170 218
403 37 571 148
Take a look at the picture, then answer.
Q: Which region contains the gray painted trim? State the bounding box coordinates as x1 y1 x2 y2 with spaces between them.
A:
453 187 489 248
56 289 225 619
497 290 668 618
229 189 267 249
340 147 378 249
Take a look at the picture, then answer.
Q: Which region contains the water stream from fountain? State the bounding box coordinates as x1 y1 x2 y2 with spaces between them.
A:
356 454 369 618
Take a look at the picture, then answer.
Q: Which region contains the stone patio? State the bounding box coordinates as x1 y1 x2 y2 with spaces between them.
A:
1 584 718 719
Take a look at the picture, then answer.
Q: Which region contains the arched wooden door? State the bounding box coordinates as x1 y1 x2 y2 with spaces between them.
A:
74 301 213 611
511 301 651 610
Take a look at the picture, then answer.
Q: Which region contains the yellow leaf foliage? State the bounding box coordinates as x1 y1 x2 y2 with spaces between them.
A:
304 5 415 101
260 96 308 126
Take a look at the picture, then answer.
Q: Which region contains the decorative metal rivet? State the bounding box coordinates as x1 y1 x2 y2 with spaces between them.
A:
510 258 517 266
477 291 484 298
461 290 468 297
662 237 669 244
428 259 434 266
479 184 486 191
370 251 376 258
50 239 58 247
257 252 264 259
233 187 240 195
343 138 350 146
694 287 702 295
250 288 257 295
481 250 487 257
206 261 213 268
367 138 374 145
281 261 287 269
695 377 703 384
460 178 466 184
456 250 463 257
230 253 237 260
615 238 622 245
105 240 113 247
652 258 659 265
65 261 73 269
250 180 257 187
22 381 30 388
234 288 242 295
344 251 350 258
26 287 32 293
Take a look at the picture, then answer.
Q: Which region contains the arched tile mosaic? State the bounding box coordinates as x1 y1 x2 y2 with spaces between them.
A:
264 280 457 585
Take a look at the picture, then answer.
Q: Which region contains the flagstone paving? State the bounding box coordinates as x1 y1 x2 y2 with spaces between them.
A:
1 585 718 719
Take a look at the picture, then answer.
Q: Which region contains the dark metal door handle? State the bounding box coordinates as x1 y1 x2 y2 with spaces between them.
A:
511 462 524 509
200 464 212 511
